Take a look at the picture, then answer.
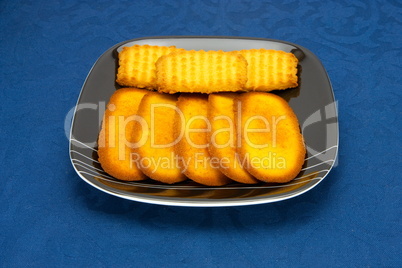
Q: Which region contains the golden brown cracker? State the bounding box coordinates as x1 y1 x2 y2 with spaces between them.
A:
116 44 181 89
237 49 298 91
156 50 248 94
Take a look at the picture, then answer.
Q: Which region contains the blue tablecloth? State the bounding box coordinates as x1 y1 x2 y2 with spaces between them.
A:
1 0 401 267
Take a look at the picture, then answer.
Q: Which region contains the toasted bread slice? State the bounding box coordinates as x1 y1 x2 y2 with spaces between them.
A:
208 93 258 184
235 92 305 183
175 94 231 186
156 50 248 94
133 92 187 184
98 88 148 181
237 49 298 91
116 44 181 89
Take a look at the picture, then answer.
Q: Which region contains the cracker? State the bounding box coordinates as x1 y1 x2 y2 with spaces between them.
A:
116 44 181 89
237 49 298 91
156 50 248 94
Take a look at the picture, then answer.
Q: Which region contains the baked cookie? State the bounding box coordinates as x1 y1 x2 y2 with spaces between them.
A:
237 49 298 91
174 94 231 186
235 92 305 183
133 92 187 184
208 93 258 184
98 88 148 181
116 44 181 89
156 50 247 94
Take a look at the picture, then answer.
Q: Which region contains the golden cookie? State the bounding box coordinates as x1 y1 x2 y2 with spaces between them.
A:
156 50 248 94
237 49 298 91
132 92 187 184
208 93 258 184
116 44 181 89
98 88 148 181
235 92 305 183
175 94 231 186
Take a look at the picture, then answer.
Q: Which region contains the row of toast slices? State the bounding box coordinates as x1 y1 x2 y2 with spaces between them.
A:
98 88 305 186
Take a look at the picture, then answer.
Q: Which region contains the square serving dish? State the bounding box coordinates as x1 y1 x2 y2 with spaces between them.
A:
69 36 338 207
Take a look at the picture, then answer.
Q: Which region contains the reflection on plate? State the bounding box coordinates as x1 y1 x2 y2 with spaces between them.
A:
69 36 338 207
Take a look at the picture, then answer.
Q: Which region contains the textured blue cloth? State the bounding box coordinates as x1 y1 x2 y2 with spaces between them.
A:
0 0 401 267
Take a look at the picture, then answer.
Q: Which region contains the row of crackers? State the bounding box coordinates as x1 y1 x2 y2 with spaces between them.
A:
116 44 299 94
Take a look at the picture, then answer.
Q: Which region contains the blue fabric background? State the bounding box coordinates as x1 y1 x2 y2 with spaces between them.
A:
0 0 401 267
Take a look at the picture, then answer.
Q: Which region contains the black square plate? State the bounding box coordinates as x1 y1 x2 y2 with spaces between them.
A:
69 36 338 207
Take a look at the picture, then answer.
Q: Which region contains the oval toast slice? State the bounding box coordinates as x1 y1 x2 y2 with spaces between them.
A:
175 94 231 186
235 92 305 183
98 88 148 181
208 93 258 184
133 92 187 184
